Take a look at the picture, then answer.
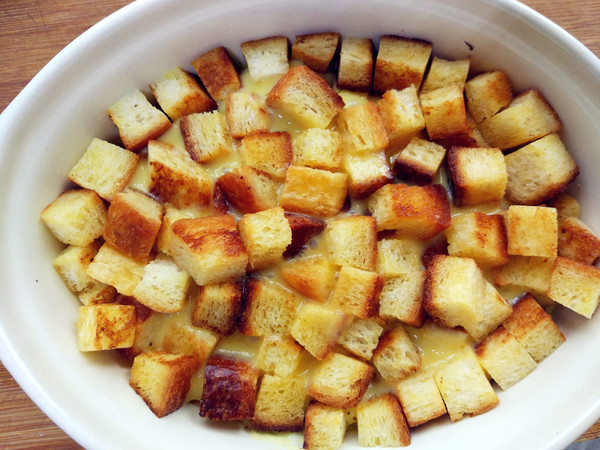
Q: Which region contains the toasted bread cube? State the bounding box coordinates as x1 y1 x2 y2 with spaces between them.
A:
239 278 299 336
199 355 259 420
373 325 421 383
107 90 171 152
547 192 580 225
376 238 422 277
434 348 498 422
41 189 107 246
216 166 278 214
337 102 389 154
450 112 491 148
76 304 136 351
115 298 165 360
378 86 426 152
502 293 565 362
446 212 508 267
191 46 242 101
292 32 340 73
337 37 373 92
255 335 303 376
291 302 348 359
505 133 579 205
155 204 206 254
252 374 307 432
192 281 242 336
304 403 346 450
239 207 292 270
308 352 374 408
284 213 327 258
478 90 561 150
357 393 411 447
395 371 447 427
421 56 470 93
465 70 513 123
267 65 345 128
368 183 451 239
241 36 289 81
162 322 219 361
239 131 292 180
338 318 384 361
103 188 163 260
330 266 384 319
53 242 103 293
343 151 393 199
167 215 248 286
424 255 512 341
491 256 554 295
558 217 600 264
226 91 270 139
280 166 348 218
325 215 377 270
392 136 446 185
281 255 335 302
87 244 147 296
420 85 469 142
548 256 600 318
379 272 426 327
507 205 557 258
180 111 235 163
292 128 343 171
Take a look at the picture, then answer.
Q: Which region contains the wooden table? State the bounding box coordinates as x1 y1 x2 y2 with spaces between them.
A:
1 0 599 447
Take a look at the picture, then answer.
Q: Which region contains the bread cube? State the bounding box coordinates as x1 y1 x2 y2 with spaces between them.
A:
308 352 374 408
330 266 384 318
337 37 373 92
281 255 335 302
78 282 117 306
239 207 292 270
41 189 107 247
433 348 498 422
420 85 469 142
149 67 216 121
103 188 163 260
304 403 346 450
356 393 411 447
421 239 449 269
53 242 103 293
373 35 432 93
368 183 451 239
283 213 327 258
378 86 426 152
292 128 343 171
267 65 345 128
239 131 292 180
505 133 579 205
446 212 508 267
162 322 219 362
372 325 421 383
279 166 348 218
252 373 307 432
130 351 200 417
155 204 205 255
239 278 299 336
465 70 513 123
255 335 303 376
191 46 242 101
421 56 470 93
107 89 172 152
192 281 242 336
325 215 377 270
343 151 394 199
115 298 164 360
291 302 348 359
226 91 270 138
478 90 561 150
199 356 259 420
506 205 557 258
167 215 248 286
87 244 147 296
548 256 600 318
338 318 384 361
292 32 340 73
547 192 580 225
76 303 136 351
337 102 389 154
216 166 278 214
392 136 446 185
395 371 447 427
241 36 289 81
180 111 235 163
491 256 554 295
379 272 426 327
376 238 422 277
558 217 600 264
447 146 507 206
502 293 565 362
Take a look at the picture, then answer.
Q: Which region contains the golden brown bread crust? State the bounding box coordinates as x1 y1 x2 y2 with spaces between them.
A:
239 130 293 180
283 213 326 258
191 46 242 102
216 166 277 214
337 37 374 92
116 296 154 361
172 215 245 257
291 32 340 73
192 281 242 336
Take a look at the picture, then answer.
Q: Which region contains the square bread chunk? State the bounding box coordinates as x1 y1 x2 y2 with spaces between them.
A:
281 255 335 302
505 133 579 205
478 90 561 150
447 146 507 206
78 282 117 306
279 166 348 218
284 213 327 258
114 298 163 361
255 335 303 377
241 36 289 81
491 255 554 295
252 374 307 432
162 322 219 362
292 32 340 73
167 214 248 286
192 281 242 336
506 205 557 258
53 241 102 293
304 403 346 450
330 266 384 318
368 183 451 239
420 85 469 142
547 192 580 225
291 302 348 359
87 243 148 296
373 325 421 383
149 66 216 121
373 35 432 93
395 371 447 427
465 70 513 123
376 238 422 277
308 352 374 408
356 393 411 447
337 37 374 92
155 205 205 255
378 86 426 152
337 102 389 154
421 56 470 93
343 151 394 199
433 348 499 422
379 272 426 327
76 303 136 351
338 318 384 361
226 91 270 139
239 131 292 180
41 189 107 246
180 111 235 163
267 65 345 128
191 46 242 101
392 136 446 185
558 217 600 264
130 351 200 418
325 215 377 270
292 128 343 171
216 166 278 214
548 256 600 318
107 89 172 152
502 293 565 362
68 138 139 201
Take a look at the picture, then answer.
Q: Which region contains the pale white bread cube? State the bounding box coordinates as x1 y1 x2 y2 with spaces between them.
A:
86 244 148 296
330 266 384 319
392 136 445 185
547 192 580 225
52 241 102 292
280 255 335 302
155 204 206 255
421 56 470 93
491 256 554 295
379 272 426 327
192 281 242 336
180 111 235 163
252 373 307 432
338 318 384 361
78 282 117 306
191 46 242 102
433 347 499 422
107 89 172 152
162 322 219 362
239 131 292 180
325 215 377 270
337 101 389 155
342 151 393 199
376 238 422 278
337 37 373 92
372 324 421 383
226 91 270 139
255 335 303 377
395 371 447 427
304 402 346 450
548 256 600 318
241 36 289 81
216 166 278 215
420 85 469 142
558 217 600 264
76 303 136 351
356 393 411 447
41 189 107 246
292 128 343 171
506 205 557 258
464 70 513 123
292 32 340 73
378 85 426 152
475 325 537 390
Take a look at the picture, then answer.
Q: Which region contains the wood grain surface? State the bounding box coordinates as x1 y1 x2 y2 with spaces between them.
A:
1 0 599 448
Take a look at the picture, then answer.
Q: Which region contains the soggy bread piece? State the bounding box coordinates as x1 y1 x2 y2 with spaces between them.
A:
395 371 447 427
292 32 340 73
325 215 377 270
252 374 307 432
216 166 278 214
392 136 445 185
180 111 235 163
356 393 411 447
162 322 219 362
87 243 148 296
226 91 270 138
304 403 346 450
337 37 373 92
421 56 470 93
372 324 421 383
76 303 136 351
330 266 384 318
558 217 600 264
239 131 292 180
281 255 335 302
292 128 343 171
491 256 554 295
255 335 303 377
506 205 557 258
548 256 600 318
378 86 426 152
465 70 513 123
376 238 422 278
241 36 289 81
379 272 426 327
291 302 348 360
338 318 384 361
191 46 242 102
